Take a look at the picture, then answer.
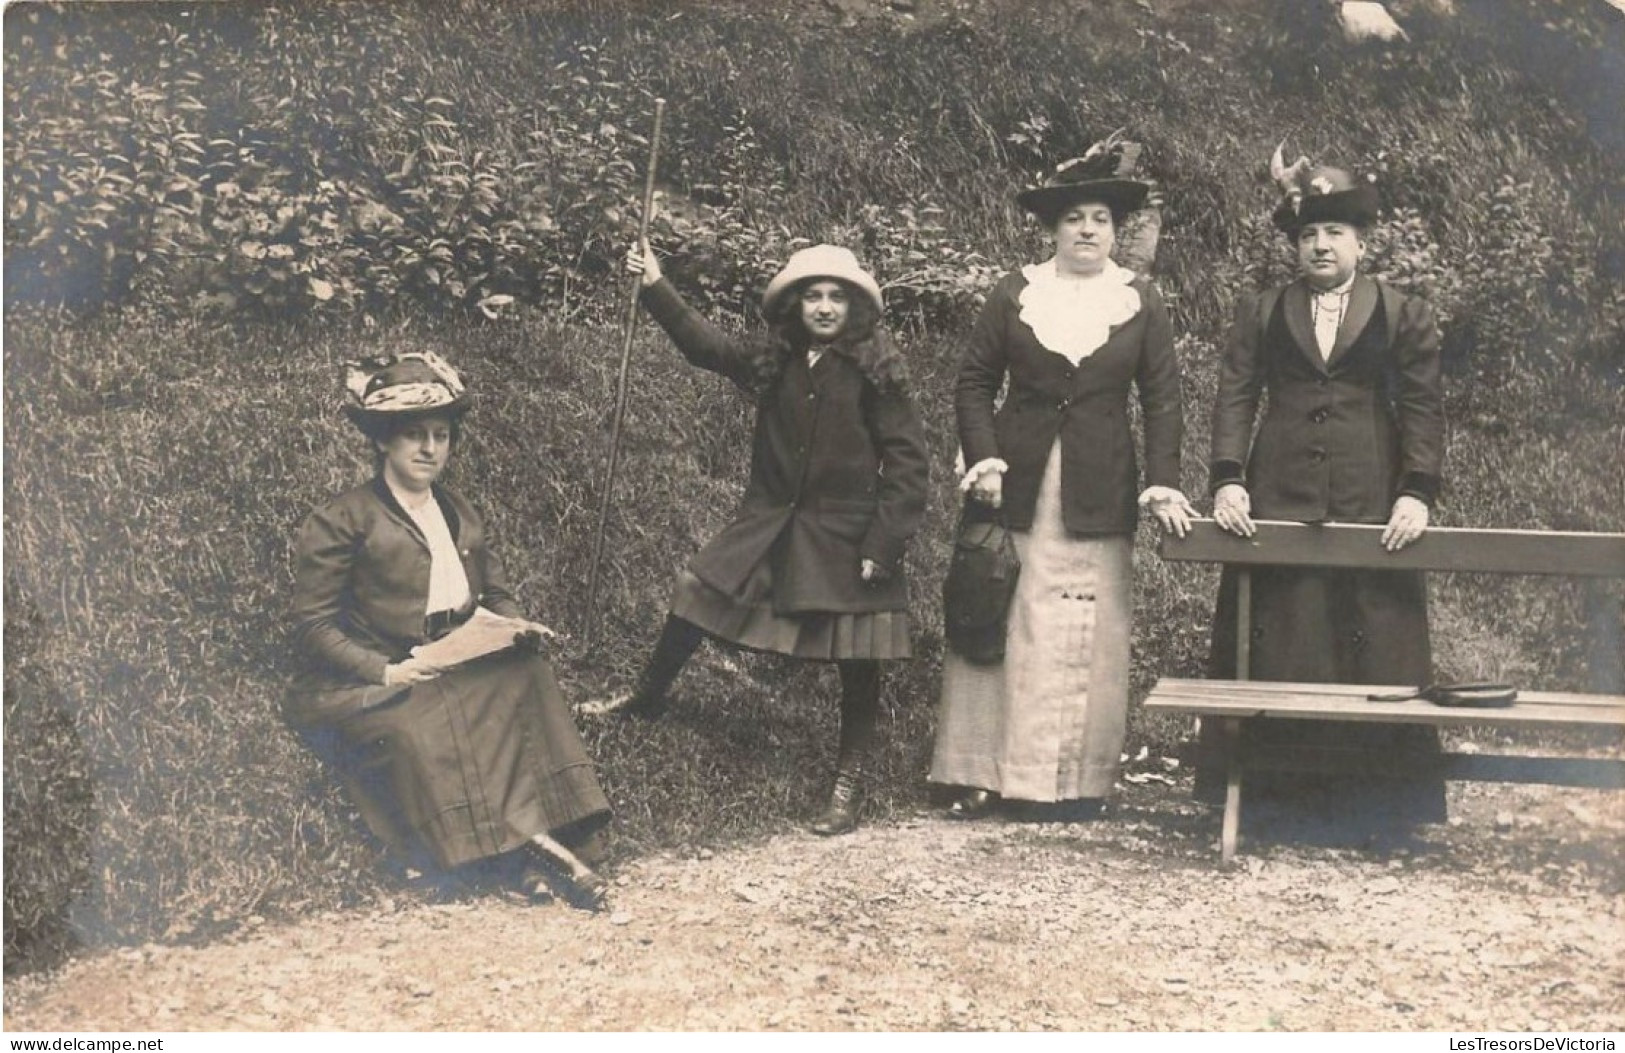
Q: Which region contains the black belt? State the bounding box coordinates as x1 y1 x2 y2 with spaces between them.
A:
424 604 475 641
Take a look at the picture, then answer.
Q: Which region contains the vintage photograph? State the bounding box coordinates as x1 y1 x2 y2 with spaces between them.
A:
4 0 1622 1033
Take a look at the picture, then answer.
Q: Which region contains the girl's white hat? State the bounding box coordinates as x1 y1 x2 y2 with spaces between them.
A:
760 244 883 319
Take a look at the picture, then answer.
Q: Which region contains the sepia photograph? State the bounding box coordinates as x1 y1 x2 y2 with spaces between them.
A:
4 0 1623 1034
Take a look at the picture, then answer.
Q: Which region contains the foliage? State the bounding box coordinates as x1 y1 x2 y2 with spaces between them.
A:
4 0 1623 974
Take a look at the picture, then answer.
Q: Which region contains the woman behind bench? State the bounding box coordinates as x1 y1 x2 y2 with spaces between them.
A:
1200 151 1447 841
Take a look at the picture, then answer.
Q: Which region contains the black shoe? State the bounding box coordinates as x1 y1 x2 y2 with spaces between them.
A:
810 770 865 836
946 788 998 821
526 842 609 911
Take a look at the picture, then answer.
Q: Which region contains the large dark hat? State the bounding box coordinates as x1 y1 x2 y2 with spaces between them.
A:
1269 141 1380 233
1016 130 1152 222
343 351 470 434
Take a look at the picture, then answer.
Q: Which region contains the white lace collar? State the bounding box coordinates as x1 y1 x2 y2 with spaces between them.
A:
1017 257 1142 364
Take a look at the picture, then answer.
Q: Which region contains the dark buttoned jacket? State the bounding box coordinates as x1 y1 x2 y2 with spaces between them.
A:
287 477 525 725
1209 275 1444 521
641 279 930 615
956 269 1183 534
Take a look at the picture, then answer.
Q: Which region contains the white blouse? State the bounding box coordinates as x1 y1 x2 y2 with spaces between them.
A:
387 480 473 615
1016 257 1142 364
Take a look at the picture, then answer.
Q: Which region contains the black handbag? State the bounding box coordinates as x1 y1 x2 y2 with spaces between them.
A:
942 508 1021 665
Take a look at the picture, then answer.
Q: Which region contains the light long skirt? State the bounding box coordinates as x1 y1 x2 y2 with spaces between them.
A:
929 443 1133 802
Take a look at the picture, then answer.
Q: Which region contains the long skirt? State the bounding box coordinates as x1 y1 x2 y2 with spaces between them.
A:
929 441 1133 802
1195 562 1447 831
670 550 912 663
326 649 610 870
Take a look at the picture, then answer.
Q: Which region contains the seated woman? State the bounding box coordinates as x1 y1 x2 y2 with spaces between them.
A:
286 351 611 905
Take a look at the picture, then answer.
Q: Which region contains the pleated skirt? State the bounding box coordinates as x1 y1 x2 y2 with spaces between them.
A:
930 441 1133 801
669 561 912 662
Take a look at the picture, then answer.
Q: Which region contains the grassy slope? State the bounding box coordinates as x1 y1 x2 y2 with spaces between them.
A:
4 0 1623 967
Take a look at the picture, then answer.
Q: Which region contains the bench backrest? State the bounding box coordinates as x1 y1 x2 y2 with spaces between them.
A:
1159 520 1625 578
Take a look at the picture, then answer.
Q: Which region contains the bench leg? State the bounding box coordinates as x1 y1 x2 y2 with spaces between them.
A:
1221 717 1243 865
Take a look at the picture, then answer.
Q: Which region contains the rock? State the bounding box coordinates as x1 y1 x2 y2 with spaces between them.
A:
1340 1 1409 43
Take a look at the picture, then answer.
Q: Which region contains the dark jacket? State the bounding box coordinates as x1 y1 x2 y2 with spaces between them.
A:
287 477 525 726
641 278 930 615
956 269 1182 534
1209 275 1444 520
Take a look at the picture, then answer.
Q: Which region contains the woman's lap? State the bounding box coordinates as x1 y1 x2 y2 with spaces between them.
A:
333 650 609 869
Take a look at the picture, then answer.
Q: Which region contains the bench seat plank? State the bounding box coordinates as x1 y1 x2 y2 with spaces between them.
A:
1145 678 1625 729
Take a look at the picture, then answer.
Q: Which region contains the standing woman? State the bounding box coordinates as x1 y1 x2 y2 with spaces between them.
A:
287 352 612 904
600 241 930 836
1202 154 1447 837
930 138 1194 821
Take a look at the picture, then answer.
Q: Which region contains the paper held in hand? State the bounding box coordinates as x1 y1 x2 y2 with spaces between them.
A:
410 607 538 667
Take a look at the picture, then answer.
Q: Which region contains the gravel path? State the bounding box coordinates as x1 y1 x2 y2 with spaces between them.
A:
6 780 1623 1032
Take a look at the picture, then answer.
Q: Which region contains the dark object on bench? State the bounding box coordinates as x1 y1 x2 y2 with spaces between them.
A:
1366 682 1518 707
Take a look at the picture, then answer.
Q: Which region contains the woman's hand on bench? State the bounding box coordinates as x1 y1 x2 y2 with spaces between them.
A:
1382 495 1430 552
1212 484 1255 538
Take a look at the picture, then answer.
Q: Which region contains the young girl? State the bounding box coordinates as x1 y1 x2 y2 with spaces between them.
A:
599 241 929 835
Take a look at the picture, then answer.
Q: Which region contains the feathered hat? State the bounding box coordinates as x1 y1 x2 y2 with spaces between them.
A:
1016 129 1152 223
1268 140 1380 234
343 351 470 436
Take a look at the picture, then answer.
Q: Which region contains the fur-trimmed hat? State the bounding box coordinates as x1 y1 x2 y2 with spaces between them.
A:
343 351 470 436
760 244 884 320
1016 130 1152 223
1269 142 1380 234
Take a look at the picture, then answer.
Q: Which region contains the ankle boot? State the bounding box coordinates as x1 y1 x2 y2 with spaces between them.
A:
810 769 865 836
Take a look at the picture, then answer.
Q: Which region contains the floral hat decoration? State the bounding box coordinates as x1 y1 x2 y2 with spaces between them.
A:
1268 139 1380 234
343 351 470 435
1016 129 1153 223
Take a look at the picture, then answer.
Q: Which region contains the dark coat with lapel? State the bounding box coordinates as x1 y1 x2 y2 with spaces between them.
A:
287 477 524 726
1209 274 1444 520
956 269 1182 534
1202 274 1449 827
641 279 930 615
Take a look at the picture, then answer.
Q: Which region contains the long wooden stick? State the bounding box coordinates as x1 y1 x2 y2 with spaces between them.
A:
584 98 666 650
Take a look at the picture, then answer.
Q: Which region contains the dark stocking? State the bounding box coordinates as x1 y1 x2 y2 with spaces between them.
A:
835 660 882 772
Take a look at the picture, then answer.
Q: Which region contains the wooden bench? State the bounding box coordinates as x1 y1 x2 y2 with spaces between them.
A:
1145 520 1625 862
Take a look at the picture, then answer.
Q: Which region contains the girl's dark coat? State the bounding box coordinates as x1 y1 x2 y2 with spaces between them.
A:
955 270 1183 535
640 278 929 615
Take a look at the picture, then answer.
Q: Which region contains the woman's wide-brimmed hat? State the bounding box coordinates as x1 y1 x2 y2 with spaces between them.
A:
760 244 884 319
1269 142 1380 233
1016 131 1152 222
343 351 470 435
